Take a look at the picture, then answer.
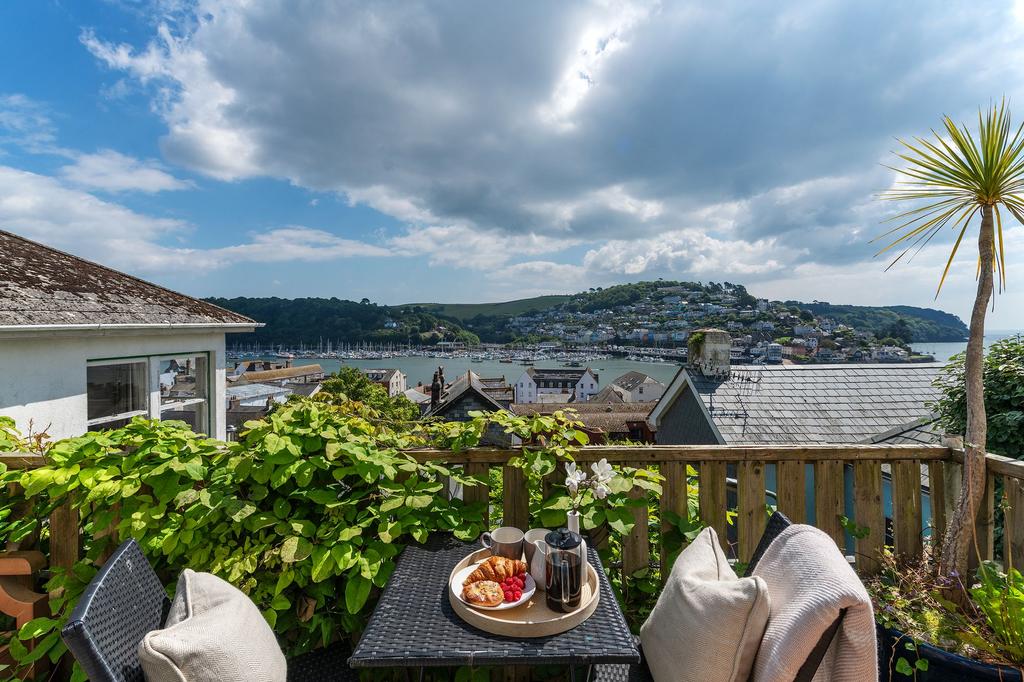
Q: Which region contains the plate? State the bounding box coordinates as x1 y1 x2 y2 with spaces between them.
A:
450 560 537 610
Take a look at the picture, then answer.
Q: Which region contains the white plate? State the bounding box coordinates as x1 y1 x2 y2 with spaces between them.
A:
450 560 536 610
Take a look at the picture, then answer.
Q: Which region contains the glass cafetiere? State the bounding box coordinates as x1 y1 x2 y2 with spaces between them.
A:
544 528 585 613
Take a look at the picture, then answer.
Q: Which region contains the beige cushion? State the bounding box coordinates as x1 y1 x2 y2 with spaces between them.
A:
139 569 287 682
640 527 770 682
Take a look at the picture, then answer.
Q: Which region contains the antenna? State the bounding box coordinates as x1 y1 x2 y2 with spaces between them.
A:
707 367 761 420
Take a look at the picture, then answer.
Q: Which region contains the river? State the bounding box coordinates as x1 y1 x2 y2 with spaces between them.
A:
910 330 1022 363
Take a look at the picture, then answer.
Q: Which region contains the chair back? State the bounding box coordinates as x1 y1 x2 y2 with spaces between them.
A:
61 539 169 682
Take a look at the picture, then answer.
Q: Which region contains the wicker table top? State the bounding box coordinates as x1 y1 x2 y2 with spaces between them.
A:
349 533 641 668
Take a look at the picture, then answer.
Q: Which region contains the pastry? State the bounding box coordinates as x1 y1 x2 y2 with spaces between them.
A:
464 555 528 585
462 580 504 607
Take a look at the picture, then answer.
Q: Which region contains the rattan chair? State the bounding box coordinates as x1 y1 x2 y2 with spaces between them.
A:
60 539 355 682
593 511 840 682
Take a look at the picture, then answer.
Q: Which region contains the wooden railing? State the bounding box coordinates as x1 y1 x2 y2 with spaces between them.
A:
4 444 1024 583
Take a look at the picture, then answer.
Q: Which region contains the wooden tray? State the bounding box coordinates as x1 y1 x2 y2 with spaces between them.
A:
448 548 600 638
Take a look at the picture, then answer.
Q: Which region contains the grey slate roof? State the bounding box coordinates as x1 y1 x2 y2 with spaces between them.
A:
427 371 509 416
0 230 257 328
864 416 942 446
611 371 660 392
685 364 944 444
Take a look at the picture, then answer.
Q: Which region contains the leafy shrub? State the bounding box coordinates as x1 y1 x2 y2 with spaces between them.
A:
0 399 665 679
933 335 1024 458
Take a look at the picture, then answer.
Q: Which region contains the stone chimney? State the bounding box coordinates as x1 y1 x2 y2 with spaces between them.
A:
228 396 241 410
688 328 732 377
430 371 441 409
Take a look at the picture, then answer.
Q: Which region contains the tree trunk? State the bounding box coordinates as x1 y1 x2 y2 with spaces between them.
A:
938 204 994 580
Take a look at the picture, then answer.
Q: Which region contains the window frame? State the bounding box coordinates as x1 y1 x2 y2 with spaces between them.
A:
85 356 151 428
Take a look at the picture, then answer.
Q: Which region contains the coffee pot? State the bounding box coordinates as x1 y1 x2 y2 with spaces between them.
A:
539 528 585 613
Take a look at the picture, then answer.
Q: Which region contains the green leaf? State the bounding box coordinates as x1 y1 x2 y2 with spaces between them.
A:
280 536 312 563
345 575 372 614
18 617 58 640
895 657 914 676
310 546 334 583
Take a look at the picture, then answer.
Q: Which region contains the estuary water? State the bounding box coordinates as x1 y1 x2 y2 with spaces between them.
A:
910 330 1022 363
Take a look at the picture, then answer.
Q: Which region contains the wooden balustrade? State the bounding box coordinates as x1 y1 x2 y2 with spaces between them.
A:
5 444 1024 582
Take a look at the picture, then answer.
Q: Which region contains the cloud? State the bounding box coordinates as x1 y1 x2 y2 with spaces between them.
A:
59 149 192 192
0 94 62 155
0 165 387 273
77 0 1024 292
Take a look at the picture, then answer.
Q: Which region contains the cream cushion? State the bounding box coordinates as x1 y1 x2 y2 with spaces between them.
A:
640 527 770 682
139 569 287 682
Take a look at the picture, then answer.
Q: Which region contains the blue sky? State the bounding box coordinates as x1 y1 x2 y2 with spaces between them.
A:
2 1 1024 328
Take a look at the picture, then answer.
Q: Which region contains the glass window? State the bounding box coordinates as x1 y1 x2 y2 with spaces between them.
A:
158 354 209 434
87 361 148 430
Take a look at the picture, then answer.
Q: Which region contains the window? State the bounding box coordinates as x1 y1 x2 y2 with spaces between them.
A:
639 386 644 395
159 354 209 434
87 361 149 430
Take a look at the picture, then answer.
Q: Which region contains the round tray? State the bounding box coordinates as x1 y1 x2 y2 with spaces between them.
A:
448 548 600 638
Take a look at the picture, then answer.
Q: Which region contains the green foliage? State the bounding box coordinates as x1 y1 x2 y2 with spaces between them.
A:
866 548 1022 670
972 562 1024 663
932 335 1024 458
206 296 479 347
799 302 968 342
317 366 420 422
0 399 674 677
878 99 1023 295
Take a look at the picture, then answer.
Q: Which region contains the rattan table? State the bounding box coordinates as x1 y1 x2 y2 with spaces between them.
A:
349 533 640 678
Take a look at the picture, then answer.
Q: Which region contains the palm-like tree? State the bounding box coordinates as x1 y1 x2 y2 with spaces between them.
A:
877 100 1022 579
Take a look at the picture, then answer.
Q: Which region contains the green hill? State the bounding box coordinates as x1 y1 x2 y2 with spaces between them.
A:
401 295 571 321
797 302 968 342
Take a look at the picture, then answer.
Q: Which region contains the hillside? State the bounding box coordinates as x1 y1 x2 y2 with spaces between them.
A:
798 302 968 342
206 297 479 346
402 295 571 321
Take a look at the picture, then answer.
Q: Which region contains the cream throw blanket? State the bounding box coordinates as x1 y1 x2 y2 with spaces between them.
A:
751 525 877 682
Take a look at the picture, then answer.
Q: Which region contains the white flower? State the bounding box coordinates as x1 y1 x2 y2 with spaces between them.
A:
590 458 614 485
593 483 609 500
565 462 587 495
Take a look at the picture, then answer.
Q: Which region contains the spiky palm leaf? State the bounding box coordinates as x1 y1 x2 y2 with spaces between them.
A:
877 99 1024 295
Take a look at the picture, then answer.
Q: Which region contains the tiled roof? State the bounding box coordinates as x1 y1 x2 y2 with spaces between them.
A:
685 364 944 444
590 385 627 403
0 230 257 328
427 371 509 416
525 367 598 382
865 416 942 446
364 368 400 383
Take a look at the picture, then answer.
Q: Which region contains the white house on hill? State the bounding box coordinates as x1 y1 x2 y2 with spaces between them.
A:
603 371 667 403
0 230 259 440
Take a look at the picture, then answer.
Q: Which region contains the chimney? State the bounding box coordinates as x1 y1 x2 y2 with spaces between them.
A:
437 365 446 387
688 328 732 377
430 371 441 409
228 396 241 410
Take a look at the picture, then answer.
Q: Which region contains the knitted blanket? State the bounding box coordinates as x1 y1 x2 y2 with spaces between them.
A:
751 525 877 681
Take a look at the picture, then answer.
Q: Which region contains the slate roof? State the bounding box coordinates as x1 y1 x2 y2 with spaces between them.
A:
426 371 510 416
611 371 661 392
0 230 257 328
590 385 627 403
525 367 598 382
864 416 942 446
667 364 944 445
364 368 400 383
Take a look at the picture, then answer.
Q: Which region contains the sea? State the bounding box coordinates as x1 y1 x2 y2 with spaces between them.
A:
910 330 1023 363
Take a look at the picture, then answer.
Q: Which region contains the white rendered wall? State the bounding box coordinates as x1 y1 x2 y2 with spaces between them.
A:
0 329 230 441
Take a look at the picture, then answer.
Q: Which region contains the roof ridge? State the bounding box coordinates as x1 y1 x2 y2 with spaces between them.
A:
0 229 255 325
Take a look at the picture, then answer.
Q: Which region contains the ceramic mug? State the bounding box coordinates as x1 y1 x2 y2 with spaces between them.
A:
523 528 549 591
481 526 525 560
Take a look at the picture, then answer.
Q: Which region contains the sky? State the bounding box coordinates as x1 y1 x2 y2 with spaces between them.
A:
2 1 1024 329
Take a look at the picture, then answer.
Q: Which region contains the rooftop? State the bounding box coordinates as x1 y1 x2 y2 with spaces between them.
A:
233 364 324 384
611 371 661 391
656 363 944 445
0 230 257 329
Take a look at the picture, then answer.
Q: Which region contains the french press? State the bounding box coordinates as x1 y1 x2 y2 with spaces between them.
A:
543 528 585 613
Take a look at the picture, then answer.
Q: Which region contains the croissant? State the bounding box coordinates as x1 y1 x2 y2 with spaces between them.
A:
464 555 528 585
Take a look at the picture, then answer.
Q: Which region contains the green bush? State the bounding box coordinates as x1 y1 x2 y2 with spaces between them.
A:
0 399 664 680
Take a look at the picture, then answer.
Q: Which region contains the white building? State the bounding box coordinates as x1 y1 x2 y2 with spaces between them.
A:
0 230 258 440
362 368 407 397
514 367 599 403
605 371 667 403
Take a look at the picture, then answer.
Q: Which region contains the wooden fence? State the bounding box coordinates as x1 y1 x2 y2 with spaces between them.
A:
4 443 1024 584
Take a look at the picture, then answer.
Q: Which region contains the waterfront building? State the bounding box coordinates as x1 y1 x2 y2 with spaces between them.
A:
0 230 258 440
594 371 667 403
511 402 656 443
513 367 599 403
